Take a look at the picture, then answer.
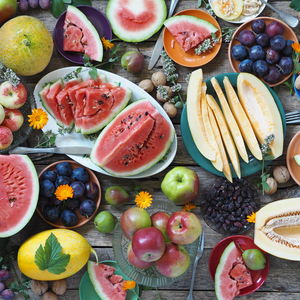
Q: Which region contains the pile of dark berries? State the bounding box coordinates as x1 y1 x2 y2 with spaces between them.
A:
0 269 14 300
201 178 259 234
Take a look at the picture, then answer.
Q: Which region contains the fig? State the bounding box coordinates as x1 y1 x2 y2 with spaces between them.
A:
105 186 130 205
121 51 144 73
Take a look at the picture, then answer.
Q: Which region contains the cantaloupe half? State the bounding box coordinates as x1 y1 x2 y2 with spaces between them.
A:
207 94 241 178
208 105 232 182
237 73 283 159
255 198 300 261
223 76 262 161
201 83 223 172
187 69 216 161
211 77 248 163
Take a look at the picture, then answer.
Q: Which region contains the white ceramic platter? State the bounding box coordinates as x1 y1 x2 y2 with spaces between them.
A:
33 67 177 179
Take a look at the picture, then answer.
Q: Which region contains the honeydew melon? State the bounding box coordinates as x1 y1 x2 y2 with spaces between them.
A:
210 0 244 21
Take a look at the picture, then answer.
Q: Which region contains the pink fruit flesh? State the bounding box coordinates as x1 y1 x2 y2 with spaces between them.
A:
2 109 24 132
0 126 13 149
127 243 152 269
230 263 253 290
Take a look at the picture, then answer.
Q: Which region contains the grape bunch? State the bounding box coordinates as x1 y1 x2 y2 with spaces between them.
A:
19 0 51 11
231 19 294 84
0 269 15 300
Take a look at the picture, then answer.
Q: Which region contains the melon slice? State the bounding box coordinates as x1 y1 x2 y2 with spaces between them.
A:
229 263 252 290
106 0 167 42
211 0 244 21
164 15 218 52
237 73 283 159
0 155 39 237
64 5 103 62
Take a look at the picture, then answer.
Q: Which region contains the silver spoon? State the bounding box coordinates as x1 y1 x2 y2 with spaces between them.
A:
260 0 299 28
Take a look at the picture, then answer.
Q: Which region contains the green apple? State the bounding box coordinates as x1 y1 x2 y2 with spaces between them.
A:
242 249 266 270
94 211 116 233
0 0 17 24
161 167 199 204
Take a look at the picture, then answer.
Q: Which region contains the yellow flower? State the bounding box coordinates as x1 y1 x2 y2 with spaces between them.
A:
55 184 74 201
292 42 300 53
246 212 256 223
183 202 196 212
122 280 136 290
135 191 152 209
28 108 48 130
101 37 114 50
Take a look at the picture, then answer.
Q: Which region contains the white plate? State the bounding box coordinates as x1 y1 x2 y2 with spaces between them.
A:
33 67 177 179
208 0 267 24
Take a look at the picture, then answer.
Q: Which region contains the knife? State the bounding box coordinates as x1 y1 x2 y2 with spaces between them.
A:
9 146 92 155
148 0 180 70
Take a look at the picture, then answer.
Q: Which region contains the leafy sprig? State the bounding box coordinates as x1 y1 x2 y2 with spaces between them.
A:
0 63 20 86
51 0 92 18
35 130 57 148
195 33 220 55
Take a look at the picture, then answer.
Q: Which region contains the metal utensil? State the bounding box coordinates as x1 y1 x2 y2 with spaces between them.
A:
9 146 92 155
148 0 180 70
260 0 299 28
186 232 205 300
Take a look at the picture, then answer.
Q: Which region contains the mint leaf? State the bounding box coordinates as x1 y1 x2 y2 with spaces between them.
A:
290 0 300 11
89 67 98 80
35 233 70 275
72 0 91 6
51 0 66 18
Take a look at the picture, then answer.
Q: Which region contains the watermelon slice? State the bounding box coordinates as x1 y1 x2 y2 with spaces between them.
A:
88 262 127 300
0 155 39 237
164 15 218 52
106 0 167 42
91 99 175 176
63 5 103 62
229 263 252 290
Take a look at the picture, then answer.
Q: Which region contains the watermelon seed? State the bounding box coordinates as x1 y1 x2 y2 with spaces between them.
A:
9 197 16 207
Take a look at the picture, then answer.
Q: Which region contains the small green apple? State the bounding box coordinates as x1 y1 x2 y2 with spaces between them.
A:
242 249 266 270
94 211 116 233
0 0 17 24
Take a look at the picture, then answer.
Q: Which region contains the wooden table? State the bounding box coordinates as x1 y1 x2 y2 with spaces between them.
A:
13 0 300 299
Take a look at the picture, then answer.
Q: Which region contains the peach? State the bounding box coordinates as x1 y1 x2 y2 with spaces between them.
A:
0 126 13 149
2 108 24 132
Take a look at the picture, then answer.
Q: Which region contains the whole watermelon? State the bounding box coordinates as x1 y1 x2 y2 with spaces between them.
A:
0 16 53 76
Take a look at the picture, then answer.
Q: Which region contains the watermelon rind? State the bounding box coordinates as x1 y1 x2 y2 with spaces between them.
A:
0 155 39 238
106 0 167 42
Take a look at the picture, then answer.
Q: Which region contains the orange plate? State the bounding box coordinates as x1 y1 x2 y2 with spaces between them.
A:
163 9 222 67
287 131 300 186
229 17 298 87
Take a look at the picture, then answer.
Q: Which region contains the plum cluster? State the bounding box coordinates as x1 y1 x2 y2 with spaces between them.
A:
231 20 294 84
0 269 14 300
19 0 50 10
39 162 99 227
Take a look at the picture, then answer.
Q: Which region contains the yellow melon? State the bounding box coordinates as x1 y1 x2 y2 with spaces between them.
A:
210 0 243 21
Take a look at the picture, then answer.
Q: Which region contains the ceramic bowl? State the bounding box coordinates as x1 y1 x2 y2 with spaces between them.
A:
293 74 300 98
287 131 300 186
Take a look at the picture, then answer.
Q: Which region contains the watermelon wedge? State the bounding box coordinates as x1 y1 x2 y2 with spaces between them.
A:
164 15 218 52
106 0 167 42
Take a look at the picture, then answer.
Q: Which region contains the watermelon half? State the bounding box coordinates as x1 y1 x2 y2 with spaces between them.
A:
91 99 175 176
0 155 39 237
164 15 218 52
106 0 167 42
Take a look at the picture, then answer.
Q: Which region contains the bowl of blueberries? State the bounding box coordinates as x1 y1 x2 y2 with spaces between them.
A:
37 160 101 228
229 17 298 87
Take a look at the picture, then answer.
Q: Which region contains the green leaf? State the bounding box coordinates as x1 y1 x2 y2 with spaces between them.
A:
197 0 202 7
89 67 98 80
51 0 66 18
290 0 300 11
35 233 70 275
72 0 91 6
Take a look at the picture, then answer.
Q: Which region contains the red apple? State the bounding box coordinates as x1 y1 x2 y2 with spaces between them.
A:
151 211 170 242
120 207 151 239
132 227 166 262
167 211 202 245
2 108 24 132
0 126 13 149
127 242 152 269
0 81 27 109
155 243 190 278
0 104 4 125
0 0 17 24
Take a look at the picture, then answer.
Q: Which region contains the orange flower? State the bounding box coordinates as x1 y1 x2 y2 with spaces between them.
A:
135 191 152 209
28 108 48 130
183 202 196 212
246 212 256 223
292 42 300 53
55 184 73 201
101 37 114 50
122 280 136 290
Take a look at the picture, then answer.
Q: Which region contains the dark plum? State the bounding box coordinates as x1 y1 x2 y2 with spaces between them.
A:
55 175 71 187
40 179 55 197
28 0 38 8
1 289 15 300
41 170 57 182
256 33 269 48
249 45 265 61
85 182 99 200
66 198 81 210
231 45 248 61
252 60 269 77
19 0 29 10
44 205 60 222
38 197 49 210
264 66 283 84
278 57 294 75
0 269 9 281
282 40 294 56
56 162 72 176
266 21 284 38
251 19 266 33
266 48 281 64
61 209 78 227
0 282 4 293
270 35 286 51
71 167 89 183
239 59 253 73
39 0 50 9
237 30 256 47
70 181 85 198
80 199 96 217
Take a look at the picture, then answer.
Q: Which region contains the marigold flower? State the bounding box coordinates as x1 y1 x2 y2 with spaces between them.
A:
28 108 48 130
246 212 256 223
292 42 300 53
101 37 114 50
183 202 196 212
135 191 152 209
122 280 136 290
55 184 73 201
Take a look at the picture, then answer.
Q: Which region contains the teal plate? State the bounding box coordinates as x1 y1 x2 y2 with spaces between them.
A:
180 72 286 178
79 260 139 300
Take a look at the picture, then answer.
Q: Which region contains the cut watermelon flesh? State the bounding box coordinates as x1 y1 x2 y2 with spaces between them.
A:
63 25 84 52
230 263 253 290
0 155 39 237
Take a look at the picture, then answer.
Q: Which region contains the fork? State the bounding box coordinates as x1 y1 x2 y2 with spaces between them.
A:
186 232 205 300
285 111 300 124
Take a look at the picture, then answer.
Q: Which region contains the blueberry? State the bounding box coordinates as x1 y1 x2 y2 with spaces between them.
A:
71 167 89 183
66 198 81 210
40 179 55 198
43 205 60 222
0 269 9 281
55 175 71 187
41 170 57 182
56 162 72 176
249 45 266 61
70 181 85 198
85 182 99 200
80 199 96 217
278 56 294 75
239 59 253 73
61 209 78 227
251 19 266 33
231 44 248 61
256 33 269 48
282 40 294 56
252 60 269 77
270 35 286 51
1 289 15 300
266 48 281 64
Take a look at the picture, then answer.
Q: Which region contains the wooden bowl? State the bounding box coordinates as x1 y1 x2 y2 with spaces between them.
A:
287 131 300 186
228 17 298 87
37 160 101 229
